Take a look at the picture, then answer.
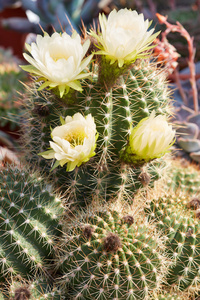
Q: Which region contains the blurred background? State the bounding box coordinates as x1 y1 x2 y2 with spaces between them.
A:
0 0 199 62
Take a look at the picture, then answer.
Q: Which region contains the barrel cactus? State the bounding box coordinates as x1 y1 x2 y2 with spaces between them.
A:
57 203 167 299
21 8 175 206
146 191 200 292
0 165 63 282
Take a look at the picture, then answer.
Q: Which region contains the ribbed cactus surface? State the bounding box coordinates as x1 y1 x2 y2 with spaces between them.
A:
0 166 63 282
58 205 166 299
23 60 170 205
166 160 200 194
146 193 200 291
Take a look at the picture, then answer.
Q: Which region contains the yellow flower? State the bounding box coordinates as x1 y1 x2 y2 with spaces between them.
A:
90 8 159 67
21 31 92 97
129 111 175 161
39 113 98 172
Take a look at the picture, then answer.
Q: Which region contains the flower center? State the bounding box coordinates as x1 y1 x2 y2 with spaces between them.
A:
51 52 70 62
116 23 132 31
49 46 70 62
64 129 87 147
150 122 166 133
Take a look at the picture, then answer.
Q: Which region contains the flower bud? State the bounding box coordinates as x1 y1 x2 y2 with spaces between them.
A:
120 111 175 165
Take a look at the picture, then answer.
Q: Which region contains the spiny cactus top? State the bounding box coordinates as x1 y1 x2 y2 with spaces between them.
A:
0 166 63 282
146 192 200 291
58 204 166 300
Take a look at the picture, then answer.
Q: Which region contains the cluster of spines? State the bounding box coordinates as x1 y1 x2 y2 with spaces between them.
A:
58 205 166 300
1 277 62 299
0 166 63 282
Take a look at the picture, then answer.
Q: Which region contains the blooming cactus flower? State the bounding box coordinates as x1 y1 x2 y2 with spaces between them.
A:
21 31 92 97
129 111 175 161
39 113 98 172
90 8 159 67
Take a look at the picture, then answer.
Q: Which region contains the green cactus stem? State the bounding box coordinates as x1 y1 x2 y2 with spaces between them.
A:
146 192 200 292
166 159 200 194
0 166 63 282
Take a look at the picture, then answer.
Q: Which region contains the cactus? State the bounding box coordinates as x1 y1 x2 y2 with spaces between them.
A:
166 159 200 194
58 203 167 300
0 165 63 282
145 191 200 292
22 58 171 206
1 277 62 299
4 7 179 299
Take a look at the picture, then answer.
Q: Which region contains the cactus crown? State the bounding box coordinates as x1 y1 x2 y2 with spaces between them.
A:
4 278 63 300
58 203 167 300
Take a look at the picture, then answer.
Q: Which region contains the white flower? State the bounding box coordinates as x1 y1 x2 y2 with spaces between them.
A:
90 8 159 67
21 31 92 97
129 111 175 160
39 113 98 172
